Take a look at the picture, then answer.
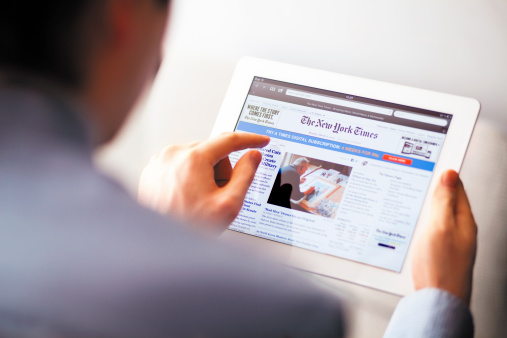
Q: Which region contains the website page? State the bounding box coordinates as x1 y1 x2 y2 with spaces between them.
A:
229 77 452 272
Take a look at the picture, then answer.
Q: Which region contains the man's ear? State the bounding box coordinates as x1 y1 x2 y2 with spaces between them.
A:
106 0 136 51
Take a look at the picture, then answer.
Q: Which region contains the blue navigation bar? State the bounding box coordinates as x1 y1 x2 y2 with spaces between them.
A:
236 121 435 171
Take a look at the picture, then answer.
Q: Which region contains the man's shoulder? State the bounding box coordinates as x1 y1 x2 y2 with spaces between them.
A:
0 117 177 242
0 150 346 337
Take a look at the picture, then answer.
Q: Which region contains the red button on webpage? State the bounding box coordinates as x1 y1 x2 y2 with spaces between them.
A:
382 154 413 165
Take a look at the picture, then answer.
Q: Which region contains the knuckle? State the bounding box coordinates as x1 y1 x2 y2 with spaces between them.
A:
182 149 203 168
222 131 239 142
160 145 180 159
187 140 201 148
220 131 234 138
186 147 200 158
163 144 178 153
190 147 207 163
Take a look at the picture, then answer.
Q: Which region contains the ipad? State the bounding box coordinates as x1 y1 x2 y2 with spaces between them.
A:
210 57 480 295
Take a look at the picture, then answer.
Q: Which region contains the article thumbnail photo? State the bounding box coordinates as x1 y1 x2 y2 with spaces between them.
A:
267 153 353 219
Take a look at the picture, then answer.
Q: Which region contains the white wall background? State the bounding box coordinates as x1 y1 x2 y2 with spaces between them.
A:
166 0 507 125
98 0 507 191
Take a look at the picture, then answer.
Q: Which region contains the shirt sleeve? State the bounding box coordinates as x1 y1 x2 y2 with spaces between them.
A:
384 288 474 338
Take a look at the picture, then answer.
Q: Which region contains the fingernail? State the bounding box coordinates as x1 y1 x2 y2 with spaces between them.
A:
441 170 458 188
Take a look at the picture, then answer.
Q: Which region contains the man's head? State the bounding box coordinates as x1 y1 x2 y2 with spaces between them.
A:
0 0 170 143
293 157 310 176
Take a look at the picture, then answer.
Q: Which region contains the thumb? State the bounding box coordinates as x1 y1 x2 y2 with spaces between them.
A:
431 170 459 225
222 150 263 201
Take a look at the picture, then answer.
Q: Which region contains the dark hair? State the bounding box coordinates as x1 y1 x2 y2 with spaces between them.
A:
0 0 170 89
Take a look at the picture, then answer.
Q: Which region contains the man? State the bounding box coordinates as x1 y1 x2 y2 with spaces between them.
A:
0 1 476 337
267 157 315 209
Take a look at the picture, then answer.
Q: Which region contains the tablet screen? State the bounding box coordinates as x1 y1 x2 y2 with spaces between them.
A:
229 77 452 272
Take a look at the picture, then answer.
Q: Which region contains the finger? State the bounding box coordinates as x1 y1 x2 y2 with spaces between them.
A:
214 156 233 187
197 132 270 166
455 178 477 232
221 150 262 201
431 170 459 225
455 178 472 217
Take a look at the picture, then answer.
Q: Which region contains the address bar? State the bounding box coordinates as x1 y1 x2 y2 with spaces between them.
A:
285 89 393 116
394 110 448 126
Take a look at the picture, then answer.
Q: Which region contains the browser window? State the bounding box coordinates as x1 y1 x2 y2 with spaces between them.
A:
229 77 452 272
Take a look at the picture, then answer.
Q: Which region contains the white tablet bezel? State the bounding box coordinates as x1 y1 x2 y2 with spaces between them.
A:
210 57 480 296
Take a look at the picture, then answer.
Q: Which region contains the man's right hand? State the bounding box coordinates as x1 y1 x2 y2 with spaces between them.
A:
412 170 477 306
138 132 270 234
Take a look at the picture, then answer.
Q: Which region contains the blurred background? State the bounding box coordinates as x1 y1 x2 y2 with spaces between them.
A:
96 1 507 337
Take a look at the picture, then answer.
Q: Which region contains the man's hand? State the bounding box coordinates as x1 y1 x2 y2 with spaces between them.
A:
138 132 270 234
412 170 477 306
